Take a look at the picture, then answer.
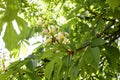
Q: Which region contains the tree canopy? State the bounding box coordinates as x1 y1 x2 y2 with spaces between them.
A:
0 0 120 80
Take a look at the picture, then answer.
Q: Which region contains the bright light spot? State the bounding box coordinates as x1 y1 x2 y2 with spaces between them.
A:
18 34 43 60
12 20 20 35
0 36 10 69
111 25 114 28
0 37 5 50
57 16 66 25
1 22 7 38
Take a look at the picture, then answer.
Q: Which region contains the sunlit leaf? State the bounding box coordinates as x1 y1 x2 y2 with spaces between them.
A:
0 17 5 33
45 60 55 80
0 70 15 80
10 48 20 59
61 17 79 32
3 22 19 51
15 16 27 30
15 16 30 39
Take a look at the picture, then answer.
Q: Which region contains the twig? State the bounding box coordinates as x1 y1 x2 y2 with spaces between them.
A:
88 9 115 22
76 42 91 52
97 20 115 38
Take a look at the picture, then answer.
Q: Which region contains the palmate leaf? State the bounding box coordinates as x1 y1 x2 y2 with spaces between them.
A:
1 17 30 60
3 21 19 51
2 16 30 51
0 0 28 51
4 0 27 46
